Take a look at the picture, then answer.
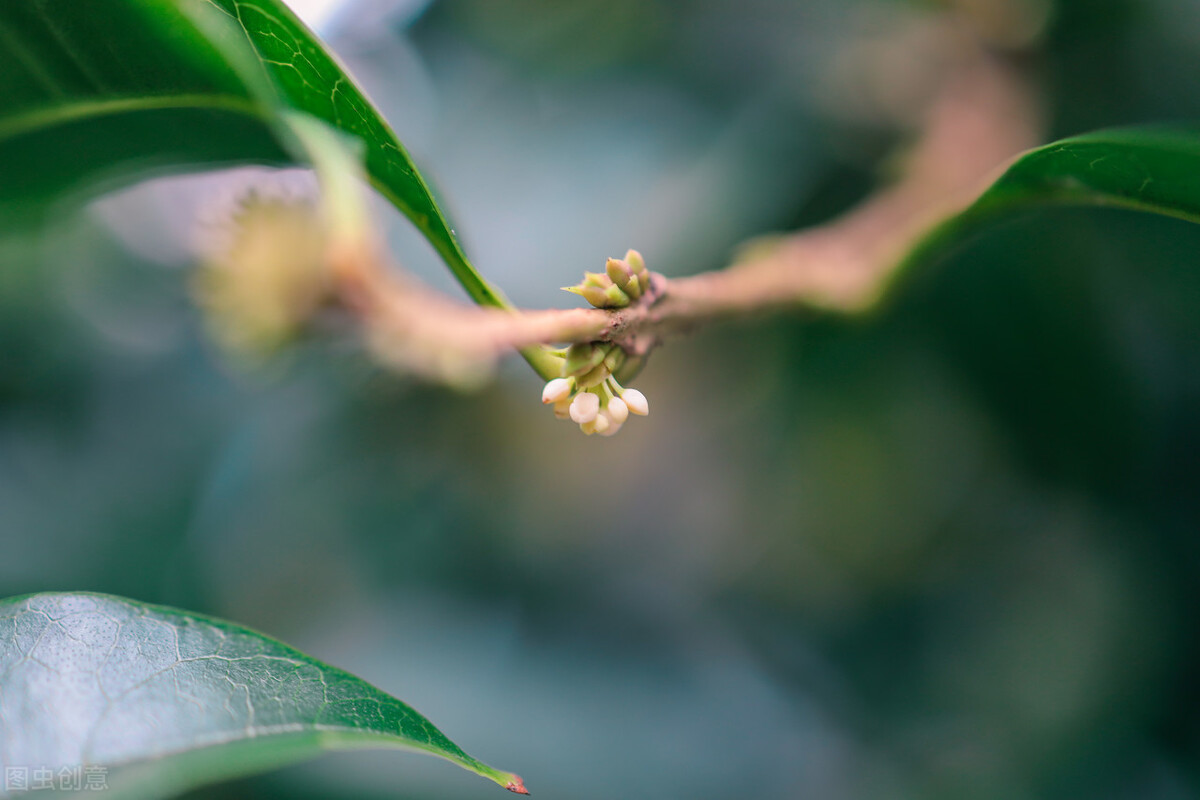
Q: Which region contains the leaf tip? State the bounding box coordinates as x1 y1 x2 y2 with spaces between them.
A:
505 775 530 794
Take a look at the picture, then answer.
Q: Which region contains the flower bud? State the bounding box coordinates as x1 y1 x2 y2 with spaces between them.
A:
581 413 610 436
542 378 572 404
622 388 649 416
624 249 645 275
553 397 573 420
605 256 647 300
569 391 600 423
563 251 650 309
606 257 633 286
602 284 631 307
625 250 650 292
577 286 611 308
606 396 629 425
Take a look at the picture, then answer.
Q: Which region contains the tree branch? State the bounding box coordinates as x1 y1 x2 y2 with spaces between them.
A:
339 20 1041 382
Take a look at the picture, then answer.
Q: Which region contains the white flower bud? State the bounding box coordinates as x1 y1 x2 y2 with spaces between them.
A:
542 378 572 404
606 396 629 425
622 388 649 416
582 414 610 436
553 397 572 420
598 412 623 437
569 391 600 423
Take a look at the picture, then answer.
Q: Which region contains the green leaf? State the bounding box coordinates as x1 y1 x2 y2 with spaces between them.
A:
0 0 563 378
0 592 527 799
888 127 1200 298
0 2 285 220
0 0 510 310
971 127 1200 223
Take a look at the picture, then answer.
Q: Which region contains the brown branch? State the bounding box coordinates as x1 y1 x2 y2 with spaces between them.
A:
338 19 1042 379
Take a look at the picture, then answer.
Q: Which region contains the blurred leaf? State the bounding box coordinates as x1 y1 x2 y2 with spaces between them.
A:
0 592 527 799
0 2 282 222
0 0 507 310
894 127 1200 294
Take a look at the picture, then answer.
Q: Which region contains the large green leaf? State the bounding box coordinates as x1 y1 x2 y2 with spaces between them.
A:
887 127 1200 298
0 0 508 311
0 592 527 798
0 2 280 214
971 127 1200 224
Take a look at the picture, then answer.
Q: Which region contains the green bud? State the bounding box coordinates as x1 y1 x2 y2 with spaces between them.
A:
606 257 646 300
564 342 610 378
563 285 611 308
602 346 626 374
614 352 645 384
624 249 645 274
602 284 631 307
576 362 610 389
626 250 650 290
606 257 633 286
564 250 649 309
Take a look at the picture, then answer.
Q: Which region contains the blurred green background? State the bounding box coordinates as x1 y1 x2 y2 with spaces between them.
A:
3 0 1200 797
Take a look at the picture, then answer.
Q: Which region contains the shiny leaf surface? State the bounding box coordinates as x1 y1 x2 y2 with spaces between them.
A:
0 592 526 799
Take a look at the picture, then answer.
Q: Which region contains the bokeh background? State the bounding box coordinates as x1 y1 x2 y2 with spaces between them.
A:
4 0 1200 797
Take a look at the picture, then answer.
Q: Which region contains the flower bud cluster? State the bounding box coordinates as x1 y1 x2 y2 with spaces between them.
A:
541 342 649 436
563 249 651 309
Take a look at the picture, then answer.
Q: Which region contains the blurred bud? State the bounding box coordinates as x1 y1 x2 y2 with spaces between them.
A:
614 352 646 384
580 413 610 436
194 195 332 356
624 249 645 275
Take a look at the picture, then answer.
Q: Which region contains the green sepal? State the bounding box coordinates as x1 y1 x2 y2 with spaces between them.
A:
576 364 608 388
603 346 626 374
564 342 610 377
